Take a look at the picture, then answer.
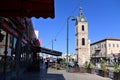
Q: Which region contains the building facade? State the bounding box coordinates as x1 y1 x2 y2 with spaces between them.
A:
0 17 41 79
75 7 90 66
90 37 120 63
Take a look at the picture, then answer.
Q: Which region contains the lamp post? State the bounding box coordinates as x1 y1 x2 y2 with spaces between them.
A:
52 39 56 51
52 39 56 56
66 16 76 72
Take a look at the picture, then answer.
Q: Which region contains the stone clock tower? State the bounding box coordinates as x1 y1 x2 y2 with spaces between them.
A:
75 7 90 66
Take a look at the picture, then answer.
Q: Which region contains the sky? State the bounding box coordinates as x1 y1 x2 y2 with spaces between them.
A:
31 0 120 54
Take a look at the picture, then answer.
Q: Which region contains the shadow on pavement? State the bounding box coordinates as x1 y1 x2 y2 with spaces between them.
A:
45 73 65 80
21 72 41 80
20 64 65 80
21 72 65 80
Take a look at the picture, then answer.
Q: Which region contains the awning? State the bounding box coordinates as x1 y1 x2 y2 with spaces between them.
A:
0 0 55 18
35 47 62 56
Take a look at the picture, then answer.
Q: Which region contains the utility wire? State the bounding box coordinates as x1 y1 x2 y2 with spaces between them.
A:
44 1 81 47
43 18 66 48
54 1 81 39
70 0 82 15
54 21 66 38
54 0 81 38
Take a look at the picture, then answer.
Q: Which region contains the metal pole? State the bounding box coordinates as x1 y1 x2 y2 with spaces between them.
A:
52 39 53 52
3 32 8 80
66 16 76 72
15 36 22 80
66 17 69 72
52 39 56 56
51 39 53 60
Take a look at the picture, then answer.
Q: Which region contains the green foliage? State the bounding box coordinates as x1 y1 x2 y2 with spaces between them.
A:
60 58 66 64
100 58 107 71
88 62 95 68
113 62 120 73
84 61 89 68
84 61 95 68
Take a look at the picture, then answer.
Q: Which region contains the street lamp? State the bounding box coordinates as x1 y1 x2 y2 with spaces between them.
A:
66 16 76 72
52 39 56 56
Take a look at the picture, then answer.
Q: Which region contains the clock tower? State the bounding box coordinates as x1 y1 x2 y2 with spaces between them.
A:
75 7 90 66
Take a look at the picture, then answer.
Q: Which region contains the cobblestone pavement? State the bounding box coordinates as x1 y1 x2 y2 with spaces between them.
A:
20 63 112 80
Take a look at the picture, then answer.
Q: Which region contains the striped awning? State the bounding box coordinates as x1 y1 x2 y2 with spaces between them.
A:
0 0 55 18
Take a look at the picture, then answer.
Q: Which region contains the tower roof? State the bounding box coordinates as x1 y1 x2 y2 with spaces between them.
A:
76 7 87 23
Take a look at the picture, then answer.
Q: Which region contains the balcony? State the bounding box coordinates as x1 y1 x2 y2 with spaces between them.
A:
95 47 101 51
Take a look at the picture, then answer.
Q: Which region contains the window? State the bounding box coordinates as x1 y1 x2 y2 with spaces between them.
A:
113 44 115 47
82 38 85 45
109 43 111 47
97 44 101 48
82 25 84 31
117 44 119 47
104 44 106 48
94 46 96 49
101 44 103 48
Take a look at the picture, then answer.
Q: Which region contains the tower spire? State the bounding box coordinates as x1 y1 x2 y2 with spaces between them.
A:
79 7 83 17
77 6 87 22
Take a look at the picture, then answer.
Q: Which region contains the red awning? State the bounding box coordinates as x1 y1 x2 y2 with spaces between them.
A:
0 0 55 18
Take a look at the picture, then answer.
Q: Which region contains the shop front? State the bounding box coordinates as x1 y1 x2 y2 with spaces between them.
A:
0 17 38 79
0 0 56 79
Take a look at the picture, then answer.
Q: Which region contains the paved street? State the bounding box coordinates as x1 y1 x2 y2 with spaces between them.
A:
20 63 112 80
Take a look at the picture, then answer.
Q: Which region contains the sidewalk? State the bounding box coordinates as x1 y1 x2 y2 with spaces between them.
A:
47 68 112 80
20 63 112 80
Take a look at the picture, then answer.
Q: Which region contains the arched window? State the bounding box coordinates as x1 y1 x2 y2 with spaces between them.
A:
82 38 85 45
82 25 84 31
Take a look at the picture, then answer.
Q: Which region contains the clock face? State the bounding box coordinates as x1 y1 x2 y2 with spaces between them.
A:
81 18 85 21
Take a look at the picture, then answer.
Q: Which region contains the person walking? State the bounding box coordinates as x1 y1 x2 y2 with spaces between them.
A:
45 59 49 72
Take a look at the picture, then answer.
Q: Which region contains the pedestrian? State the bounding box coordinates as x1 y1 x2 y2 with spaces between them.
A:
74 61 79 68
45 59 49 71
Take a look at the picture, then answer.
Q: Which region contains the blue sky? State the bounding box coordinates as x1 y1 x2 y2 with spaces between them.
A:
32 0 120 54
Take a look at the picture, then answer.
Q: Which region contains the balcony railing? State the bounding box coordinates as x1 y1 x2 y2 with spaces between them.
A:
95 47 101 51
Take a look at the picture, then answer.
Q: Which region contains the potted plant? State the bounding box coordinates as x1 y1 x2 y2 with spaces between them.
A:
98 58 109 77
69 61 80 73
80 61 95 73
87 61 95 74
79 61 88 73
113 62 120 80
